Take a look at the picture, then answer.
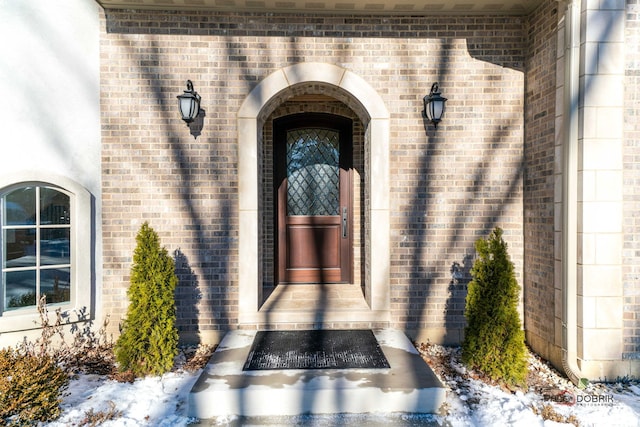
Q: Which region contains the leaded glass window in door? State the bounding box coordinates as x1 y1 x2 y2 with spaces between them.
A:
286 128 340 216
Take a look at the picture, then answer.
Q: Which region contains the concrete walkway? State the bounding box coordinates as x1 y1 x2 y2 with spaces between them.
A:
188 329 445 420
192 413 441 426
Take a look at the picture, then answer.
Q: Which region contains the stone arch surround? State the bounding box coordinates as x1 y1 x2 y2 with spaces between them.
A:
237 62 390 325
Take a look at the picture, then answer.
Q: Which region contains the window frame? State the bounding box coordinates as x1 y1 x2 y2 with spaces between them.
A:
0 173 92 333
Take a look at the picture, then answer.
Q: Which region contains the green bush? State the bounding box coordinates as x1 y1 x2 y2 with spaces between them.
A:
0 347 69 425
114 222 179 377
462 227 528 385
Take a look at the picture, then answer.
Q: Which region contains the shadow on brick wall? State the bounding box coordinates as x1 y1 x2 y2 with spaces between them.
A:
174 248 202 345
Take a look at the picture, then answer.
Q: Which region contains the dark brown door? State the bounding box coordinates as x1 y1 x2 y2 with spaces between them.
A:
274 113 353 284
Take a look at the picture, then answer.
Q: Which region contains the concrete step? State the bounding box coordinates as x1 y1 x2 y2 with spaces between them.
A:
188 329 446 419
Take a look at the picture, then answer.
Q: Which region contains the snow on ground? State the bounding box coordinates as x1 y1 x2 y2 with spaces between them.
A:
47 371 201 427
46 344 640 427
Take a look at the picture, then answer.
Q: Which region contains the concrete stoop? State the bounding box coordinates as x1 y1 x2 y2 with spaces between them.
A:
188 329 446 419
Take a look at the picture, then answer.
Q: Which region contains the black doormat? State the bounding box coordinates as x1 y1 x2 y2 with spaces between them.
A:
243 329 390 371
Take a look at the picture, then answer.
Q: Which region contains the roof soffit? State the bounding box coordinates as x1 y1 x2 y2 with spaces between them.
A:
95 0 546 16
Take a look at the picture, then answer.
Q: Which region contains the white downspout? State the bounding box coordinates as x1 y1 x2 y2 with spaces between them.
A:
561 0 587 388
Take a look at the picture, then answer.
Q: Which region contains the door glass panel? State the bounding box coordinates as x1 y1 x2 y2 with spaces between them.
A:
286 128 340 216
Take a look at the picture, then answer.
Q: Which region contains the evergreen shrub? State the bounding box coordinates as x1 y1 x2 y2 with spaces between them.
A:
115 222 179 377
0 347 68 425
462 227 528 385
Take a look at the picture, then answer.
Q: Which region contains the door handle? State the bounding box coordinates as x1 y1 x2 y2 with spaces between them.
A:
342 207 348 238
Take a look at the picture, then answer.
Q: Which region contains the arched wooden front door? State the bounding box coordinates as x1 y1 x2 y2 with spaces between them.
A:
274 113 353 284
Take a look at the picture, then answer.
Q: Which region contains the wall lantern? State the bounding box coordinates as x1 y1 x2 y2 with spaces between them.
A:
177 80 201 123
423 83 447 129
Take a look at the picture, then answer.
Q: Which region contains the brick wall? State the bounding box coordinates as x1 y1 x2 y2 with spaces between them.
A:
522 0 559 362
624 0 640 359
100 9 525 342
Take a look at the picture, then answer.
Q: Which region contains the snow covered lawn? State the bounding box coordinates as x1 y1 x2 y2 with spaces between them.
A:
46 344 640 426
47 371 200 427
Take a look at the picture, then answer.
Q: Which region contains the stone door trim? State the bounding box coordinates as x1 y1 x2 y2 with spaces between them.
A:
237 62 390 324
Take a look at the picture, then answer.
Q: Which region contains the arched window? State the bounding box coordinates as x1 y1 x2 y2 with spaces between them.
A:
2 185 72 310
0 176 92 332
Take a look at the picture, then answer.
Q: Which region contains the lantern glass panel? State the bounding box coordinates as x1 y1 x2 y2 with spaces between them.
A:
430 101 444 121
179 96 196 120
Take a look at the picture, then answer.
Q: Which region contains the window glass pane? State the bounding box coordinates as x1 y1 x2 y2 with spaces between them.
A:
3 229 36 268
41 228 70 265
4 270 37 309
287 128 340 216
5 187 36 225
40 188 70 225
41 268 70 304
